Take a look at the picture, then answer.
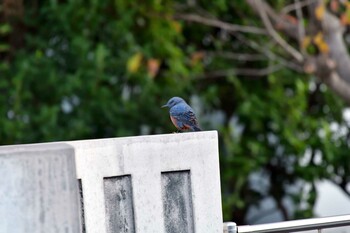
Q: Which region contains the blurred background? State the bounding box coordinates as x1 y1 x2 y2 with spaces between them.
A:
1 0 350 226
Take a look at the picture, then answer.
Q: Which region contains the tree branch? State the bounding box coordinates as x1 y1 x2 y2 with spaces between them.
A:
199 65 283 79
321 72 350 106
247 0 300 40
207 51 267 61
306 54 350 105
276 198 289 220
330 179 350 199
250 0 304 62
281 0 317 14
321 7 350 85
294 0 306 54
174 13 268 35
177 0 350 104
234 33 303 72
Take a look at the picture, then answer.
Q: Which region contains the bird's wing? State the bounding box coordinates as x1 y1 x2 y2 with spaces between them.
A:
170 104 199 128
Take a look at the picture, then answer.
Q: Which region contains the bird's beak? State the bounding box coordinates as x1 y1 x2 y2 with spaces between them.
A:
161 104 168 108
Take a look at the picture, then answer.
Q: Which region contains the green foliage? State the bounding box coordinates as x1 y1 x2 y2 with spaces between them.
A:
1 0 349 225
1 0 193 143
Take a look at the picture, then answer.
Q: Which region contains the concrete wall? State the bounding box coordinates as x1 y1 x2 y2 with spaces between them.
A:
0 143 81 233
68 131 222 233
0 131 222 233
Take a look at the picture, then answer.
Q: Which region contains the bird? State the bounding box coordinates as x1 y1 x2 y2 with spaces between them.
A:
162 97 202 132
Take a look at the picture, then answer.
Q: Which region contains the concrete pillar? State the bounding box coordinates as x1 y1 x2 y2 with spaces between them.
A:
0 143 80 233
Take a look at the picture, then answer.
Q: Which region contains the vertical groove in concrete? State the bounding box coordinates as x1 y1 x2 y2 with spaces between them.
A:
78 179 86 233
103 175 135 233
162 171 195 233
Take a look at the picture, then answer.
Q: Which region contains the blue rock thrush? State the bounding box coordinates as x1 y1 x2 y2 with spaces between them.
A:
162 97 202 132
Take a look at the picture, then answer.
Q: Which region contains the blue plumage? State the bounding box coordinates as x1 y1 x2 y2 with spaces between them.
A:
162 97 202 132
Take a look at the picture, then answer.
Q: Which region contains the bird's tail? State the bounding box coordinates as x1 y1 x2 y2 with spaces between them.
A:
192 126 202 131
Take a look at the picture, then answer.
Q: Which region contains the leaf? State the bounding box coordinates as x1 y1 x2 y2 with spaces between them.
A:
35 50 43 58
313 32 329 54
315 4 325 20
147 58 161 78
276 15 297 30
0 44 10 52
347 2 350 9
283 15 298 25
0 24 11 34
96 43 108 71
170 20 182 33
330 0 339 12
127 52 143 73
190 51 205 65
318 42 329 54
340 14 348 25
301 36 311 49
313 32 323 45
344 5 350 25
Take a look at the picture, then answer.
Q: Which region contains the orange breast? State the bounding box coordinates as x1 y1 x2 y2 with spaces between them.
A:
170 116 190 130
170 116 180 129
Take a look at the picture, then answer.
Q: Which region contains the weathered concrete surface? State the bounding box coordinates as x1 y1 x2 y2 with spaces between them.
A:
0 143 80 233
68 131 222 233
162 171 194 233
104 175 135 233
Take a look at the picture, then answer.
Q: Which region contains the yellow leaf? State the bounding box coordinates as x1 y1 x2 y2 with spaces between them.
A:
346 6 350 25
346 2 350 9
313 32 323 45
315 4 325 20
127 52 143 73
313 32 329 54
302 36 311 49
170 20 182 33
318 41 329 54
